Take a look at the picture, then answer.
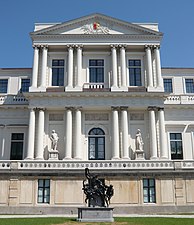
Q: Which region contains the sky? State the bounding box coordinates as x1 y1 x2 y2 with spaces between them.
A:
0 0 194 68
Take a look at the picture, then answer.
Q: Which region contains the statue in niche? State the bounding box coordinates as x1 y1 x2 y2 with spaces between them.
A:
50 130 59 151
82 168 114 207
135 129 144 151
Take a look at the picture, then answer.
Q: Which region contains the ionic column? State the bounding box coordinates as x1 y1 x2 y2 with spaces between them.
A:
67 46 74 88
35 108 45 160
111 107 120 159
111 45 118 88
120 46 127 87
120 107 130 159
148 107 158 159
64 108 73 159
31 45 39 88
74 108 82 159
40 46 48 88
154 45 163 88
145 45 153 88
76 45 82 88
26 108 35 159
158 108 168 159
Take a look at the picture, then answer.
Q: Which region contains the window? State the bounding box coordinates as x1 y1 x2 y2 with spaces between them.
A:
10 133 24 160
38 179 50 203
52 59 64 86
0 79 8 93
128 60 142 86
143 178 156 203
170 133 183 160
163 78 173 92
20 79 30 92
89 59 104 83
88 128 105 160
185 79 194 93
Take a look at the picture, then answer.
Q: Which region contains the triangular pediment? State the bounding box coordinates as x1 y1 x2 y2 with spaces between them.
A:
31 13 162 37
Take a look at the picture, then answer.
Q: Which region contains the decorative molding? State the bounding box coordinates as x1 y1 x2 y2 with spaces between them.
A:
85 113 109 121
81 22 109 34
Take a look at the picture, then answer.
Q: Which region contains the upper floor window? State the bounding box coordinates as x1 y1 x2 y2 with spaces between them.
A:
143 178 156 203
20 79 30 92
89 59 104 83
170 133 183 160
163 78 173 92
10 133 24 160
185 79 194 93
38 179 50 204
52 59 64 86
0 79 8 93
128 60 142 86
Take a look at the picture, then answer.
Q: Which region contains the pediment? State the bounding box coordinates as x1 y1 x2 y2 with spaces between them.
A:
31 13 162 37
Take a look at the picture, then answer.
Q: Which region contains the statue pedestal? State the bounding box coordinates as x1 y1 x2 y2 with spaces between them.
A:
77 207 114 222
135 150 145 160
48 150 59 160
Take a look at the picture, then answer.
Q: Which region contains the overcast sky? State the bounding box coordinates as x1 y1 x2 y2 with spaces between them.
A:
0 0 194 68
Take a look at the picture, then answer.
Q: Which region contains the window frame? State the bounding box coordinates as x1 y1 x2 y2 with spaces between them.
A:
126 54 144 87
10 133 24 160
89 59 105 83
184 78 194 93
169 132 183 160
37 179 50 204
143 178 156 203
20 78 31 93
48 53 67 87
0 79 8 94
163 78 173 93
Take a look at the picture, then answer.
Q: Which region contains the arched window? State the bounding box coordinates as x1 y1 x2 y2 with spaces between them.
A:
88 128 105 160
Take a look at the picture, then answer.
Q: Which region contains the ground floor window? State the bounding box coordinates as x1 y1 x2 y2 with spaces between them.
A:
38 179 50 203
143 178 156 203
10 133 24 160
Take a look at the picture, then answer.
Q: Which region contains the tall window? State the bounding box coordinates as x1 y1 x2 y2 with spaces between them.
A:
10 133 24 160
20 79 30 92
170 133 183 160
38 179 50 203
88 128 105 160
128 60 142 86
185 79 194 93
52 59 64 86
89 59 104 83
163 78 173 92
0 79 8 93
143 178 156 203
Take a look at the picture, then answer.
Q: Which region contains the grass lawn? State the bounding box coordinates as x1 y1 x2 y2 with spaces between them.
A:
0 217 194 225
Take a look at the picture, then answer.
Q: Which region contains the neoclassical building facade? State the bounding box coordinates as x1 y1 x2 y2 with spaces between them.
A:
0 13 194 214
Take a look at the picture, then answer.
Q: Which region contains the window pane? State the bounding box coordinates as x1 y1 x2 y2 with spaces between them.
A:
52 60 64 86
164 79 173 92
0 79 8 93
38 180 44 187
89 59 104 84
185 79 194 93
128 60 141 86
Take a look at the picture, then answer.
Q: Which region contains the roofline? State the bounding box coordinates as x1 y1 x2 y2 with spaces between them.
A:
0 68 32 70
162 67 194 69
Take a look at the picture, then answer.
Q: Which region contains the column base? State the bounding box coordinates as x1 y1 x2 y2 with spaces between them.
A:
111 86 119 92
73 86 83 92
63 157 72 160
122 157 131 160
160 156 168 160
35 157 44 160
150 156 159 160
65 86 74 92
24 157 34 160
147 86 164 92
111 157 120 160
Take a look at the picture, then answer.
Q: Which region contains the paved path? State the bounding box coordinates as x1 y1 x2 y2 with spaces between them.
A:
0 214 194 218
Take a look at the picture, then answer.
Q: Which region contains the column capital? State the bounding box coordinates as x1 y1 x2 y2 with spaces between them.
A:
65 107 74 111
144 44 153 50
75 107 82 111
35 107 46 111
110 44 118 49
153 45 160 50
119 44 127 49
158 107 164 111
148 106 158 111
120 106 128 111
32 44 40 49
67 45 74 49
40 45 48 49
111 106 120 111
75 44 83 49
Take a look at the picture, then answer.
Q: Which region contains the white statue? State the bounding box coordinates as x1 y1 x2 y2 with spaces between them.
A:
50 130 59 151
135 129 144 151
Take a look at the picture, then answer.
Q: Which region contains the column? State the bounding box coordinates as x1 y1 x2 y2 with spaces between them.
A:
64 108 72 159
111 45 118 88
145 45 153 88
76 45 82 88
158 108 168 159
35 108 45 160
120 46 127 88
154 45 163 88
66 45 74 89
148 107 158 159
40 46 48 88
111 107 120 159
31 45 39 88
26 108 35 159
74 108 82 159
120 107 130 159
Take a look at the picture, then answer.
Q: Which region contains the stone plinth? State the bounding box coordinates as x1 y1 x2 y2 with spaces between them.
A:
77 207 114 222
135 150 145 160
48 150 59 160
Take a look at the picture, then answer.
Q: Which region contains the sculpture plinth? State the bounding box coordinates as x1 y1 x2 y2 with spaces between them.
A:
48 150 59 160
